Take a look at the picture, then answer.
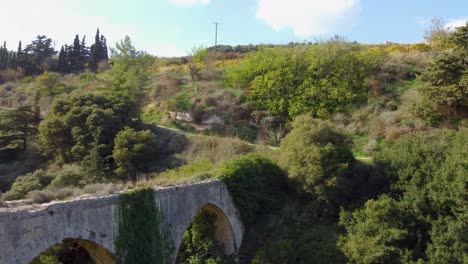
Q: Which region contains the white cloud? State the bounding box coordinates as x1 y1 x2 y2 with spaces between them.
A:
169 0 211 6
0 0 136 53
446 18 468 30
256 0 361 38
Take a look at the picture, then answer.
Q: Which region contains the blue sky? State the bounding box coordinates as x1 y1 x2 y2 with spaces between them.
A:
1 0 467 57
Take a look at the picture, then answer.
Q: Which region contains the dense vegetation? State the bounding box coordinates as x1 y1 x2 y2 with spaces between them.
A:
116 187 165 264
1 21 467 264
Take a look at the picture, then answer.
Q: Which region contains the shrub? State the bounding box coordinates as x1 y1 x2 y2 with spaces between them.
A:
279 115 355 210
232 121 258 142
3 169 53 200
54 187 82 200
0 69 24 82
26 190 55 203
83 183 120 195
338 195 427 264
49 164 92 189
191 104 206 124
22 76 33 83
79 72 96 82
169 93 192 112
340 130 468 263
181 135 252 164
36 71 61 95
113 128 158 180
215 153 286 225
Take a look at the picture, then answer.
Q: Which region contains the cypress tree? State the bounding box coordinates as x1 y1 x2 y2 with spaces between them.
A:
17 41 22 55
58 46 68 72
90 28 109 72
0 41 7 70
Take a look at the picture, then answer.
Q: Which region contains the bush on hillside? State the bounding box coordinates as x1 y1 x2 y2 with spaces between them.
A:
49 164 93 189
279 115 355 210
340 130 468 263
215 154 286 226
225 44 382 119
38 93 139 176
113 128 158 181
3 169 53 200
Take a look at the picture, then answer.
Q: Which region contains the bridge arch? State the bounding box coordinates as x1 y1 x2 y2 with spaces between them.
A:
174 202 238 261
30 238 116 264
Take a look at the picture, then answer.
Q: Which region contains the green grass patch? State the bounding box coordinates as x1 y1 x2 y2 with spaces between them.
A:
389 79 418 95
152 160 214 186
352 133 369 158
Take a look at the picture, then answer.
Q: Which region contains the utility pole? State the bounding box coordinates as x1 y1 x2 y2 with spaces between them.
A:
212 22 220 47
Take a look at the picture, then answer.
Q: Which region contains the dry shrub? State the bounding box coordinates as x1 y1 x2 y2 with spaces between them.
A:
191 104 206 124
202 95 218 107
385 126 401 140
151 75 181 101
181 135 253 163
0 69 24 82
378 51 434 84
369 116 386 140
97 60 111 73
54 187 82 200
83 183 120 195
379 111 401 126
366 79 386 97
26 190 55 204
413 119 426 130
363 139 378 155
332 113 351 126
233 105 252 122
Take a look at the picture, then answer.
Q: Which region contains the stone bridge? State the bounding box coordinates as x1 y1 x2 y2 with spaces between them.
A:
0 180 244 264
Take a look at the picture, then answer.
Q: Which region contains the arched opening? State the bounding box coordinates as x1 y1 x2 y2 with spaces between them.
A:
176 203 237 263
30 238 116 264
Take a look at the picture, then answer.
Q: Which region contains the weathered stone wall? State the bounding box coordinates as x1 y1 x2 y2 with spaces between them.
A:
0 180 244 264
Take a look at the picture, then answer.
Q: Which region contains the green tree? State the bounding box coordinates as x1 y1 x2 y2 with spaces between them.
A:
418 23 468 122
338 195 428 264
90 28 109 72
340 130 468 263
57 46 68 72
113 127 157 180
0 96 41 150
215 153 285 226
279 115 355 210
107 36 154 109
187 46 208 81
424 18 455 50
38 93 138 176
22 35 57 75
225 44 381 119
36 71 61 95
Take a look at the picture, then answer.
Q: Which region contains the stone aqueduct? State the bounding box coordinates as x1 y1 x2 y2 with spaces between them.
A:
0 180 244 264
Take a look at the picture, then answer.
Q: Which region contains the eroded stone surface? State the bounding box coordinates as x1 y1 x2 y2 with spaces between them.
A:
0 180 244 264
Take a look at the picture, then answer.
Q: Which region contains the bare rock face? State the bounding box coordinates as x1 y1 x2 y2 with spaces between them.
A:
201 115 225 126
175 112 194 122
168 111 194 123
0 181 244 264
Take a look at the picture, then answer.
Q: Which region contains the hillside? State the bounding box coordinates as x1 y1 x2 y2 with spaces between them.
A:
0 24 467 263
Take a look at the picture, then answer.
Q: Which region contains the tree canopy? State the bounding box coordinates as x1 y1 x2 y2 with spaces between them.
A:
225 43 383 119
